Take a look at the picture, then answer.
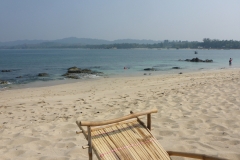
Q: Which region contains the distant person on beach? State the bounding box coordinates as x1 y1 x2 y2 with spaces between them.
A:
229 58 232 65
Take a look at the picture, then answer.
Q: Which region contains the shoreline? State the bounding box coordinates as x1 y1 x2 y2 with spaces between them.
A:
0 68 240 159
0 67 234 91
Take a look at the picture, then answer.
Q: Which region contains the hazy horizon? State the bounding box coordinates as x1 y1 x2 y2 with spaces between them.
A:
2 37 240 44
1 1 240 42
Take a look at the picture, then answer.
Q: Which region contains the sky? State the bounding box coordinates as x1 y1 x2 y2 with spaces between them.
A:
0 0 240 42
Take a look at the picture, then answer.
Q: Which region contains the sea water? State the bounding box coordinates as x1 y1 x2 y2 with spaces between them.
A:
0 48 239 89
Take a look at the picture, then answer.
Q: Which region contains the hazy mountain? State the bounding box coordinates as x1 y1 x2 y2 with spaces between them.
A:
0 37 163 47
53 37 162 45
113 39 162 44
0 40 47 46
53 37 111 45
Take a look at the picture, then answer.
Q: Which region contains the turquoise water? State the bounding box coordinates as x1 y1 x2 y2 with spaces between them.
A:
0 49 239 88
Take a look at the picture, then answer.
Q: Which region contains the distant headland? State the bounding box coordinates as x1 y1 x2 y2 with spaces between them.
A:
0 37 240 49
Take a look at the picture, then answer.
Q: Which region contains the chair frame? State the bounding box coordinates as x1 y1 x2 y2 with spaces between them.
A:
76 109 227 160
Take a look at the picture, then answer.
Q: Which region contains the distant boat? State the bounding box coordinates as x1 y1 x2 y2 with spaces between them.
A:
194 51 198 54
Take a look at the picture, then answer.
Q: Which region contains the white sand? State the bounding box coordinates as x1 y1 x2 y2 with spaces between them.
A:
0 69 240 160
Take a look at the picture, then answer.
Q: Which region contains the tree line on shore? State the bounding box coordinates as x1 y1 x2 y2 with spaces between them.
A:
1 38 240 49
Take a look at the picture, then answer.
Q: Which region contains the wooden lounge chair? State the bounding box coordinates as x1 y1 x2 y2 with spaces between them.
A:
76 109 226 160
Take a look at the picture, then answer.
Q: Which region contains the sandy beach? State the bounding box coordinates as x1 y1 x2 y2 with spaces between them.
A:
0 69 240 160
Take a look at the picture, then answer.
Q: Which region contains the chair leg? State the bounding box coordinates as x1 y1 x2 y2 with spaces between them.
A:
147 113 151 130
89 153 92 160
87 126 92 160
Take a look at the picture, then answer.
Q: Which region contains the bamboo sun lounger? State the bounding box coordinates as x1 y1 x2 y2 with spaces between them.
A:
76 109 226 160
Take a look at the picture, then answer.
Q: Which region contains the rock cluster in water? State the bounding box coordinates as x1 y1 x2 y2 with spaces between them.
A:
0 66 103 83
0 80 8 84
180 57 213 62
1 70 11 84
62 66 102 79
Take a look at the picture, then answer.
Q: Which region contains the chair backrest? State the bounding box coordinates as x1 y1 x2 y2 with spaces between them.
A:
76 109 172 160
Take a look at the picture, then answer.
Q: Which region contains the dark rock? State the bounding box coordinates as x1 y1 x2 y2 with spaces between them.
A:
172 67 181 69
179 72 183 74
1 70 11 72
144 68 155 71
191 57 202 62
68 66 82 73
38 73 49 77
